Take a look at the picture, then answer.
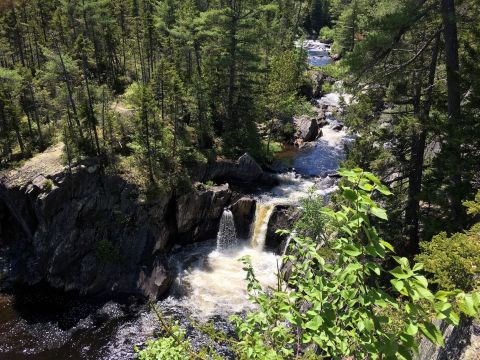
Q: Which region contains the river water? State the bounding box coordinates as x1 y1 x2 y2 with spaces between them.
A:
0 41 350 359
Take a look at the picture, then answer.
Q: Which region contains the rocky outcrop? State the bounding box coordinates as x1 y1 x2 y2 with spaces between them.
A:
265 205 300 254
0 145 232 300
203 153 278 187
416 319 480 360
176 184 231 243
230 197 256 239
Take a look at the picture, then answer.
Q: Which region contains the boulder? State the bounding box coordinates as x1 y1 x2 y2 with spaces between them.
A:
176 184 232 243
294 115 320 142
265 205 300 254
203 153 278 187
231 197 256 239
333 124 344 131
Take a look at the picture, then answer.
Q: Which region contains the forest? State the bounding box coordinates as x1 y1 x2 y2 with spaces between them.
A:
0 0 479 359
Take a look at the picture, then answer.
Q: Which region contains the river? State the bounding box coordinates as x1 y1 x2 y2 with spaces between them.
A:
0 41 351 359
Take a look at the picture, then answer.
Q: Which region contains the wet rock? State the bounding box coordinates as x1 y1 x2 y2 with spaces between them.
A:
333 124 344 131
265 205 301 254
230 197 256 239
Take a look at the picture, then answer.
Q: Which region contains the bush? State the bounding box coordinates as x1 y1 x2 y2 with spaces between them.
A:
416 192 480 292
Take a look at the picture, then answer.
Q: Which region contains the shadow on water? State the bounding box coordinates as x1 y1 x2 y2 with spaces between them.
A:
0 283 143 360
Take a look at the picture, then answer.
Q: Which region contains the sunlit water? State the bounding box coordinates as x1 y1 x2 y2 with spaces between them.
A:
298 39 333 67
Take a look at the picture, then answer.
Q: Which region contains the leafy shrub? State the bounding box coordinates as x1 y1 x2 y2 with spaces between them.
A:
416 192 480 292
135 324 191 360
319 27 335 42
42 178 54 192
231 169 480 359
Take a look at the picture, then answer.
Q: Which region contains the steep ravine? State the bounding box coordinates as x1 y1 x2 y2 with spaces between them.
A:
0 40 474 360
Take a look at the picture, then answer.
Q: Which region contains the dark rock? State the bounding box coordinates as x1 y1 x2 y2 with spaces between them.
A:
310 70 325 98
203 153 278 187
317 118 329 128
265 205 300 254
176 184 232 243
230 197 256 239
415 319 480 360
333 124 344 131
0 147 233 300
294 116 320 142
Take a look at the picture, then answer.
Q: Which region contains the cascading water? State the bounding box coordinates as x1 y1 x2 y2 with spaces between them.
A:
216 209 237 251
251 204 274 250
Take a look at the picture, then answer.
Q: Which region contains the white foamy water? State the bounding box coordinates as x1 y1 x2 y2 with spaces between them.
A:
178 247 279 318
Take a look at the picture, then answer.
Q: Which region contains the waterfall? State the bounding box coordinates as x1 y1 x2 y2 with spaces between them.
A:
251 204 275 250
216 209 237 251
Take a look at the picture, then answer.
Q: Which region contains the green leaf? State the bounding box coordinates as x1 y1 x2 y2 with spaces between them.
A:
419 323 444 346
380 240 395 252
390 267 411 279
405 322 418 336
458 294 478 316
371 206 388 220
343 188 358 202
305 315 323 330
343 244 362 257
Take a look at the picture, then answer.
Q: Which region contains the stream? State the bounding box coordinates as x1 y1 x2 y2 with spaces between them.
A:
0 41 351 359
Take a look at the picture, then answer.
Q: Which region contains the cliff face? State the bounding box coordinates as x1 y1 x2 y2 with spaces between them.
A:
0 145 232 300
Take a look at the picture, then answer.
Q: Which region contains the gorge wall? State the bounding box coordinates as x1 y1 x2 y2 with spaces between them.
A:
0 146 269 300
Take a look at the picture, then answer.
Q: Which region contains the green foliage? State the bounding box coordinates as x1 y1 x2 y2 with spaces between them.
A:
230 169 480 359
416 192 480 292
416 225 480 292
136 169 480 359
135 325 191 360
41 178 54 192
318 26 335 41
0 0 309 188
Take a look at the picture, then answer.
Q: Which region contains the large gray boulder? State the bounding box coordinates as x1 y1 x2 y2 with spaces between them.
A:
294 115 321 143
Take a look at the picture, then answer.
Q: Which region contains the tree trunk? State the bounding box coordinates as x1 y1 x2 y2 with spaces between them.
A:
441 0 463 220
405 33 440 254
